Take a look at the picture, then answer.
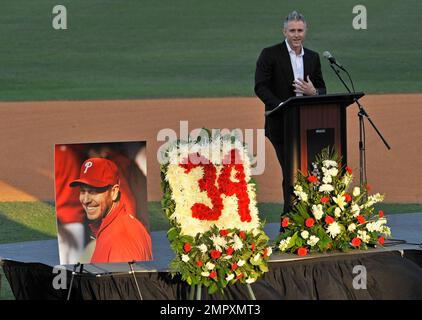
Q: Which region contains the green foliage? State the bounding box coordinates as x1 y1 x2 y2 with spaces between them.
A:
276 148 391 255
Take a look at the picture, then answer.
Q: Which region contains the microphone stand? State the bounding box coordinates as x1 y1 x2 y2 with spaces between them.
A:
328 63 391 187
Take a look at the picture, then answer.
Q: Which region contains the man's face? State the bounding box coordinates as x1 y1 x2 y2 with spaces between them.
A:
79 184 119 221
283 20 307 53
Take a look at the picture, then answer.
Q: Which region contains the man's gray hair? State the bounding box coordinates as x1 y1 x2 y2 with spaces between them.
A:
283 11 307 29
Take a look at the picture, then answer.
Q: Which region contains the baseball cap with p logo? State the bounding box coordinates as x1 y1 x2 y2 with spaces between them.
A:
70 158 119 188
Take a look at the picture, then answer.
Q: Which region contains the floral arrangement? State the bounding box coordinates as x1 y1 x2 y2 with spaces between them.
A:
277 149 391 256
161 132 271 294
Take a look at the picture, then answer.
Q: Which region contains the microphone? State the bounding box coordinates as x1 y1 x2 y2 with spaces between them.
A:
323 51 344 70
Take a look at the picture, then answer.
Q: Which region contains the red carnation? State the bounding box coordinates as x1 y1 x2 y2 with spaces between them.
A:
183 242 191 253
378 237 385 245
357 215 366 224
226 247 234 255
345 166 353 175
325 215 334 225
379 210 384 218
344 194 352 202
251 242 256 252
236 272 244 280
305 218 315 228
264 247 269 257
196 259 204 267
219 229 229 237
321 197 330 204
307 175 318 183
297 247 308 256
231 263 238 271
351 237 361 247
281 217 289 228
239 231 246 240
211 249 221 259
209 271 217 279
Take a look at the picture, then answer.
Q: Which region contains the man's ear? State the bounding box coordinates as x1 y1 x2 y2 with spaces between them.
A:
111 184 120 202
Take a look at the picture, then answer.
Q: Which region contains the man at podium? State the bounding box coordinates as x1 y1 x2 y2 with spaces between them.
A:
254 10 326 216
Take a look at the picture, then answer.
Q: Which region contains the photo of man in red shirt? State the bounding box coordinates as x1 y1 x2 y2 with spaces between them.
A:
69 157 153 263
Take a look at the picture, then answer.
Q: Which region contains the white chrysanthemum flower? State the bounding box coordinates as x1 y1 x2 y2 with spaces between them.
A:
206 262 215 270
382 226 392 236
348 223 357 232
301 230 309 239
278 237 291 251
246 277 257 284
237 259 246 267
326 222 342 238
294 185 303 192
181 254 190 262
232 235 244 251
312 204 324 220
223 255 232 260
351 204 361 217
357 230 371 243
226 274 235 282
353 187 361 197
367 218 387 233
319 184 334 193
323 175 332 184
328 168 339 177
334 207 342 217
333 194 346 210
201 271 210 277
252 253 261 263
323 160 338 168
210 234 227 251
197 244 208 253
307 235 320 246
342 174 352 186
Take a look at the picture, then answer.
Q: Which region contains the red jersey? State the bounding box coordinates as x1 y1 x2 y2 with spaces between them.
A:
89 201 153 263
55 145 85 224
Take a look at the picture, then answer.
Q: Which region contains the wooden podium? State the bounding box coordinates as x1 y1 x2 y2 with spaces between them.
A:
266 92 363 195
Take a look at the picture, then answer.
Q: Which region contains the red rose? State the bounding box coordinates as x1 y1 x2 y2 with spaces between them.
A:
357 215 366 224
344 194 352 202
236 272 244 280
320 197 330 204
325 216 334 225
239 231 246 240
226 247 234 255
307 175 318 183
378 237 385 245
379 210 384 218
196 259 204 267
211 249 221 259
209 271 217 279
183 242 191 253
264 247 269 257
231 263 238 271
351 237 361 247
297 247 307 256
305 218 315 228
345 166 353 175
251 242 256 252
219 229 229 237
281 217 289 228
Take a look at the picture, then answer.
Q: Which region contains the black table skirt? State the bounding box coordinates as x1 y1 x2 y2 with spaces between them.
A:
2 250 422 300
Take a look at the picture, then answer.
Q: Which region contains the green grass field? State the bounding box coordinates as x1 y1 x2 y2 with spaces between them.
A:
1 0 421 101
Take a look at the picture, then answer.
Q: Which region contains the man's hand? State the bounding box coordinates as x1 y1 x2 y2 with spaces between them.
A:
293 75 317 96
